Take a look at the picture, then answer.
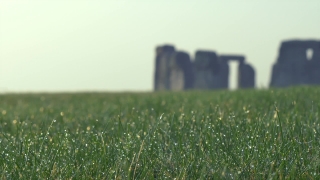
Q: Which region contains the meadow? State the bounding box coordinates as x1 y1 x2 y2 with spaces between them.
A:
0 87 319 179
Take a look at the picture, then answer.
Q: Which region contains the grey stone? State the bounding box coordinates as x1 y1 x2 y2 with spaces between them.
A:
154 45 175 91
193 51 220 89
270 39 320 87
168 51 193 91
154 45 256 91
219 61 229 89
238 64 255 88
220 55 245 64
219 55 255 89
154 45 193 91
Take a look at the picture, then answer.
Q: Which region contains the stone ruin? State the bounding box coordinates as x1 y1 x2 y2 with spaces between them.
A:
220 55 255 89
270 40 320 87
154 45 193 91
154 45 255 91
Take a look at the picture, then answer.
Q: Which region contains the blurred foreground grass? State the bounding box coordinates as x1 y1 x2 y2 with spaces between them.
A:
0 87 319 179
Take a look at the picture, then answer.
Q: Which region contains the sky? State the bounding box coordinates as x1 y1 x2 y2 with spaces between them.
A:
0 0 319 92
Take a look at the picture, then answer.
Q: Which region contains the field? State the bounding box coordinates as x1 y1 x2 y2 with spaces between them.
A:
0 87 319 179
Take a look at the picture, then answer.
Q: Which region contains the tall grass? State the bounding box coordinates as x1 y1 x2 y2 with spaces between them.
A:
0 86 319 179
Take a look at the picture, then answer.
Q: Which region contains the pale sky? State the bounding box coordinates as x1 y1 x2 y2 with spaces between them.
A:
0 0 319 92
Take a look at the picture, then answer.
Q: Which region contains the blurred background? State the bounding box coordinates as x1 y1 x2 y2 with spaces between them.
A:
0 0 319 93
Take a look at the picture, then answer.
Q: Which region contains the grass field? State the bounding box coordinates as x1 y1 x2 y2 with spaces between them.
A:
0 87 319 179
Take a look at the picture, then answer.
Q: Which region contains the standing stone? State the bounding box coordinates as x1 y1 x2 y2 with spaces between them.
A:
307 41 320 84
193 51 220 89
168 51 193 91
219 60 229 89
238 63 255 88
154 45 175 91
270 63 293 87
306 56 320 85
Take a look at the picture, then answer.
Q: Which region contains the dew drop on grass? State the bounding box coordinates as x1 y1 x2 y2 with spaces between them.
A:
159 113 164 120
53 119 56 122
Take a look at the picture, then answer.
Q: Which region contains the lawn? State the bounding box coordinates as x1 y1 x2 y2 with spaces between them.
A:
0 87 319 179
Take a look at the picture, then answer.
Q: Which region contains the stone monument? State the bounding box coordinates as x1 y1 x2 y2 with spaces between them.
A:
193 51 221 89
154 44 256 91
154 45 193 91
220 55 255 89
270 40 320 87
154 45 175 90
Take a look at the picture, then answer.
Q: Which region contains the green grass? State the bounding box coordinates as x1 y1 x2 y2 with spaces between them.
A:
0 86 319 179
